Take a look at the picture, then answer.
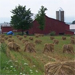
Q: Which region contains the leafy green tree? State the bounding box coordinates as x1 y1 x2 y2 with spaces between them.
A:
35 6 47 30
50 31 56 36
11 5 33 35
72 20 75 24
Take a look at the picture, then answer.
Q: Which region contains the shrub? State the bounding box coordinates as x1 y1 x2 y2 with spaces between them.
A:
50 31 56 36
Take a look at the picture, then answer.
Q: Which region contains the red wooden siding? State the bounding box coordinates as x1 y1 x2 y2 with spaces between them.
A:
1 26 13 33
28 15 74 35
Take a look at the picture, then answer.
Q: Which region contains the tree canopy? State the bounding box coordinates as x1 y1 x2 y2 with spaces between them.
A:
35 6 47 30
11 5 33 35
72 20 75 24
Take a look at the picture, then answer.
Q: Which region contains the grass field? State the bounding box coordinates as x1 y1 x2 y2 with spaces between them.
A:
0 35 75 75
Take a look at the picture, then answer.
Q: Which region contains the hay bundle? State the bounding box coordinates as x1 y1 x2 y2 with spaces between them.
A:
29 37 33 40
0 38 4 43
24 42 36 53
18 37 23 40
8 35 12 38
40 34 44 37
22 39 28 43
70 39 75 44
7 42 20 52
50 36 54 40
4 36 8 40
45 61 75 75
16 35 20 38
35 35 39 38
71 36 75 39
8 39 14 42
35 34 44 37
24 41 29 46
62 36 66 40
24 35 27 38
35 40 42 44
43 43 54 53
63 44 74 53
35 34 39 38
1 34 5 38
39 34 44 37
53 39 59 44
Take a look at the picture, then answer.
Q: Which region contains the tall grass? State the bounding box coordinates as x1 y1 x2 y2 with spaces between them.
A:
0 43 21 74
0 43 7 53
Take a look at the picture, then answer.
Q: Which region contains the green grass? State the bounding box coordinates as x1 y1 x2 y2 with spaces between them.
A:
0 35 75 75
0 43 20 74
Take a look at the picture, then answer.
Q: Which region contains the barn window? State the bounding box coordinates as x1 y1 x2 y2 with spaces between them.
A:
59 33 64 35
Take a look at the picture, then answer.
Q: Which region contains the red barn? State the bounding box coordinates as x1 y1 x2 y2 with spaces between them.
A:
1 15 74 35
1 26 13 33
28 15 74 35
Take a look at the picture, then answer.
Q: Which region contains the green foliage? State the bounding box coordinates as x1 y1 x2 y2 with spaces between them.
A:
72 20 75 24
11 5 33 35
0 44 20 74
0 43 7 53
50 31 56 36
35 6 47 30
64 34 71 36
0 52 20 74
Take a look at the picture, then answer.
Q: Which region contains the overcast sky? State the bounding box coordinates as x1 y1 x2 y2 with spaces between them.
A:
0 0 75 23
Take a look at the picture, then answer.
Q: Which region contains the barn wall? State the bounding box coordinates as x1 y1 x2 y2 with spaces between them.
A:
1 26 13 33
28 15 74 35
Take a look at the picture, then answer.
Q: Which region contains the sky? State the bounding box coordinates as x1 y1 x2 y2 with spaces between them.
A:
0 0 75 23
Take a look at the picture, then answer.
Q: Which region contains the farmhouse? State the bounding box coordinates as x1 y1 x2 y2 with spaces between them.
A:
1 15 74 35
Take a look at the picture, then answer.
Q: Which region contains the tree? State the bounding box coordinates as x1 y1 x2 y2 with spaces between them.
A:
11 5 33 35
35 6 47 30
72 20 75 24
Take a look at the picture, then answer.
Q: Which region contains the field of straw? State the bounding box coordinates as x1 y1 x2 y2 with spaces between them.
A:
0 34 75 75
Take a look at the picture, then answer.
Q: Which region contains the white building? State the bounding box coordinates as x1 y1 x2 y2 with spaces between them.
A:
70 24 75 34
